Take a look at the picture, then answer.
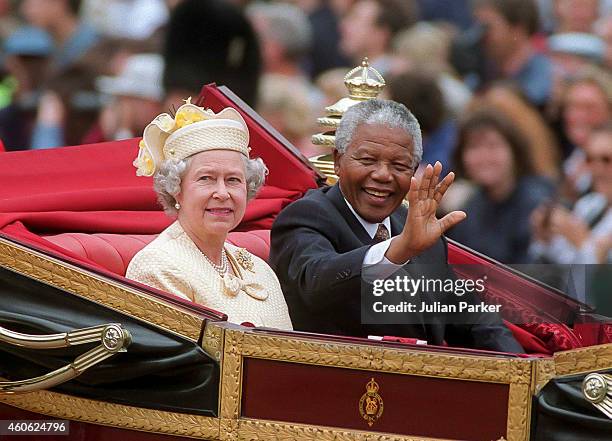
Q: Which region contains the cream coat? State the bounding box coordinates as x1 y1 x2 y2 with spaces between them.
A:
127 221 292 330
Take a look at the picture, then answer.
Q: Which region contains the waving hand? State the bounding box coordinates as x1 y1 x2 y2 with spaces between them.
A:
385 162 466 263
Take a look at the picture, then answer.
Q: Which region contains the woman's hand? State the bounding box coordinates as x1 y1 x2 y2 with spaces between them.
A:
549 206 591 248
385 161 466 264
530 204 553 243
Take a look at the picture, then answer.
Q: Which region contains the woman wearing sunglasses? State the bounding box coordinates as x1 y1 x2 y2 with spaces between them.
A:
530 123 612 264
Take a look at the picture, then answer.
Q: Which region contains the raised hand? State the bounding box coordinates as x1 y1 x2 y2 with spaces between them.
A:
385 162 466 264
549 206 590 247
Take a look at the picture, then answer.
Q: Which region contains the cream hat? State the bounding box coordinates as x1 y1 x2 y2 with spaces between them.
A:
133 98 250 177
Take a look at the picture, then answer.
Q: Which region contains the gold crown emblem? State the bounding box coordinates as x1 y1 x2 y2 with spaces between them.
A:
365 378 379 394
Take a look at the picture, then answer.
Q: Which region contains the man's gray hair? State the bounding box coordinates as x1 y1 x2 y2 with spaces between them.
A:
154 156 268 216
246 2 312 60
335 99 423 168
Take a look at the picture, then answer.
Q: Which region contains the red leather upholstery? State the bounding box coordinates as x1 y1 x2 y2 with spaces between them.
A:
44 230 271 276
42 230 593 353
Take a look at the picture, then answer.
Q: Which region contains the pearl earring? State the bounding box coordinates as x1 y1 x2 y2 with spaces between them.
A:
175 202 181 210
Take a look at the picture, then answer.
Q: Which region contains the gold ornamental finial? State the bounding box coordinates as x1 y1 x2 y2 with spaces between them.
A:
309 58 386 182
344 57 386 101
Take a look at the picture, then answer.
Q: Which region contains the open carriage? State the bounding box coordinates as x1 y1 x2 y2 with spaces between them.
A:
0 84 611 441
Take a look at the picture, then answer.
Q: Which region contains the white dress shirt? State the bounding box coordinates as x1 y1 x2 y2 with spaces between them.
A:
342 197 409 268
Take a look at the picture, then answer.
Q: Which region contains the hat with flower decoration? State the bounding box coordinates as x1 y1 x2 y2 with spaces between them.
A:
133 98 250 177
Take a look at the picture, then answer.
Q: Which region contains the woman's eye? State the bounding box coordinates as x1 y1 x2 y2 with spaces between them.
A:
228 177 243 183
199 175 212 181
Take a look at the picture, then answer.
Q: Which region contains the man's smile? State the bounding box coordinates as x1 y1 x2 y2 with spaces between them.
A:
363 187 393 203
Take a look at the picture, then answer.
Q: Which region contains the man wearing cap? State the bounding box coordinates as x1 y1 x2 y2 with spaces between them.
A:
94 53 165 142
270 99 523 352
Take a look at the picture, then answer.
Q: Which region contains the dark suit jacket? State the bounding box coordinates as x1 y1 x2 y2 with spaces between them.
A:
269 184 523 353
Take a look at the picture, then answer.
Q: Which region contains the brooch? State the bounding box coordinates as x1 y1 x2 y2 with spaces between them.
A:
235 248 254 272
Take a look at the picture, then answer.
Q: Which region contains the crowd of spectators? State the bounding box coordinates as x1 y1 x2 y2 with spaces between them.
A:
0 0 611 268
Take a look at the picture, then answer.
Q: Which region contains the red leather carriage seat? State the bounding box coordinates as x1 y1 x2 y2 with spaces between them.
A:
42 230 597 352
44 230 271 276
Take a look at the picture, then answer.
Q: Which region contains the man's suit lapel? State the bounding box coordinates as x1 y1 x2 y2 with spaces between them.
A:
390 208 406 237
328 184 373 245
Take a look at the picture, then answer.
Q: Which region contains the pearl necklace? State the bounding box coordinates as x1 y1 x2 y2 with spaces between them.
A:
201 249 229 276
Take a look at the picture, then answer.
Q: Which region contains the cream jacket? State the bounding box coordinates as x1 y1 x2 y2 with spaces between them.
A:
126 221 292 330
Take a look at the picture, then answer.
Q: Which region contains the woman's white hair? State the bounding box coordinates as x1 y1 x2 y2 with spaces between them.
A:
154 156 268 215
335 99 423 168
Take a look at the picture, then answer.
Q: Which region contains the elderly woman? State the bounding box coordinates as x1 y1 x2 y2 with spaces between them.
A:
126 99 292 330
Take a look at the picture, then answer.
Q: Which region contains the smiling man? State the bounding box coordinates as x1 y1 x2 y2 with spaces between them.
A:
270 99 523 352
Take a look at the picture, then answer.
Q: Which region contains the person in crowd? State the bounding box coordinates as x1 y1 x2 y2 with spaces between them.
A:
471 0 553 107
479 83 561 179
315 67 351 107
448 109 554 263
257 73 317 157
388 69 456 171
0 26 53 150
269 98 523 352
554 0 600 34
89 53 164 142
247 2 312 79
246 2 322 111
292 0 351 78
0 0 19 42
21 0 102 148
339 0 417 74
30 38 160 148
530 123 612 264
126 100 292 329
595 13 612 70
548 32 606 79
163 0 261 110
415 0 474 31
20 0 99 72
392 22 472 117
559 65 612 155
557 65 612 200
80 0 168 41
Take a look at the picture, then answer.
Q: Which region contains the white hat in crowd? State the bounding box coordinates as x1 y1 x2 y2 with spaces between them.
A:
96 53 164 101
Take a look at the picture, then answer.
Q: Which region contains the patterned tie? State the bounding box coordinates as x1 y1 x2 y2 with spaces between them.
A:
373 224 390 243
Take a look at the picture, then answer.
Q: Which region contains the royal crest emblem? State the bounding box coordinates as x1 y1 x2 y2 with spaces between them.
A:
234 248 254 272
359 378 384 427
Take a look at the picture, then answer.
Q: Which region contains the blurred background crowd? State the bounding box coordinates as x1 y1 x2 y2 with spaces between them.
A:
0 0 611 267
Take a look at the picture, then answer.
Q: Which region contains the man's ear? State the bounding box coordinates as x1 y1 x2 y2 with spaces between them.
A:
333 149 342 177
